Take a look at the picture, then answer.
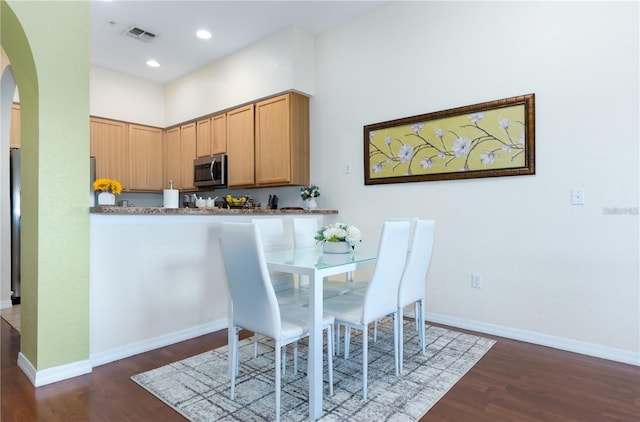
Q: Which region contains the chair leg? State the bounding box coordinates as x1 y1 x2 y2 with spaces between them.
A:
230 326 238 399
415 302 420 332
334 323 340 356
397 307 404 376
254 333 259 357
419 299 426 355
275 343 281 422
393 312 399 377
344 326 351 360
326 324 334 396
362 323 368 401
373 320 378 342
293 342 298 374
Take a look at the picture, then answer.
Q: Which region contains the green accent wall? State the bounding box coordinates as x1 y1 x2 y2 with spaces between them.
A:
2 0 90 371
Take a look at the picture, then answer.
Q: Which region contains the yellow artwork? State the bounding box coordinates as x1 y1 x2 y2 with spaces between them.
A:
364 94 535 184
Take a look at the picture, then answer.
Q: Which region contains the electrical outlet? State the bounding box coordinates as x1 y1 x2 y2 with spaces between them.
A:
571 187 585 205
471 273 483 289
343 162 352 174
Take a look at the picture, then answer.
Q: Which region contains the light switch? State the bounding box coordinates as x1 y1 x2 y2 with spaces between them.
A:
571 187 585 205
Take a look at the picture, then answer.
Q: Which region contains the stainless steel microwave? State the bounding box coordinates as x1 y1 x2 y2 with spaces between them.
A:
194 154 227 188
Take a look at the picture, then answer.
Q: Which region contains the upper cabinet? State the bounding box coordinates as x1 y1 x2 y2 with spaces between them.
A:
211 113 227 154
164 127 182 190
226 104 255 187
180 122 197 190
196 118 211 158
163 123 197 191
129 124 164 191
255 92 309 187
10 103 20 148
90 117 130 190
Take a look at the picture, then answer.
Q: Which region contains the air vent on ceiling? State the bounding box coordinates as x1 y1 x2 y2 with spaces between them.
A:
125 26 157 42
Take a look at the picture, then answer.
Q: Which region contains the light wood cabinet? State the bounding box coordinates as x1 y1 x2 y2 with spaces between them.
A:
90 117 130 190
211 113 227 154
196 118 211 158
226 104 255 187
10 103 20 148
129 124 164 191
255 93 309 187
163 127 181 189
180 123 197 190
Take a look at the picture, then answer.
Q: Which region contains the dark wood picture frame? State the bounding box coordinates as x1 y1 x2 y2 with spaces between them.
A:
364 93 535 185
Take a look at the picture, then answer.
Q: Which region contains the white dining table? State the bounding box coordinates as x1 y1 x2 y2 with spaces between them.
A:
264 244 377 420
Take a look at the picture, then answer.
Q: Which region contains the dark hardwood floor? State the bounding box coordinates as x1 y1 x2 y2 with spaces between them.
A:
1 318 638 421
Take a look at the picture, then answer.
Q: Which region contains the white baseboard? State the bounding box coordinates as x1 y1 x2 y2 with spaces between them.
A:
90 319 228 367
426 312 640 367
17 352 92 387
0 299 13 309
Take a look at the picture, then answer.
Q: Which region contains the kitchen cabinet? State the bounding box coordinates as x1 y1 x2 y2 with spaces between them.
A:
164 127 181 189
211 113 227 154
255 92 309 187
10 103 20 148
196 118 211 158
180 122 197 190
90 117 130 190
164 123 197 191
129 124 164 191
226 104 255 187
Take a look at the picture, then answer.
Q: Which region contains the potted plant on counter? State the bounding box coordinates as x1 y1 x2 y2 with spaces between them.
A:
94 178 122 206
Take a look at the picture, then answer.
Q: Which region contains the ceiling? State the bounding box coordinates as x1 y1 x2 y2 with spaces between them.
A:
91 0 389 85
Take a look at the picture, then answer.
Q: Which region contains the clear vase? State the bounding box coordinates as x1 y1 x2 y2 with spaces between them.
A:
305 197 318 210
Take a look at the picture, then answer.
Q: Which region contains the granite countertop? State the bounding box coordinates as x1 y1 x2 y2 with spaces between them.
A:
90 206 338 215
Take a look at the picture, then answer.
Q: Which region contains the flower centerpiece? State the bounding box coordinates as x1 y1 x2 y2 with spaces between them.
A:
93 178 122 206
300 184 320 209
315 222 362 253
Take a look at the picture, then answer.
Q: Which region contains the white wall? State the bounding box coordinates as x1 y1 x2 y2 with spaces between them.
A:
312 1 639 358
164 26 315 126
90 65 165 127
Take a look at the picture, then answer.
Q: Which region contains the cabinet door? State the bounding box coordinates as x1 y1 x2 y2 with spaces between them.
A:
226 104 255 187
196 118 211 158
10 103 20 148
129 124 163 191
164 127 181 189
90 117 130 190
211 113 227 154
255 93 309 187
180 122 197 190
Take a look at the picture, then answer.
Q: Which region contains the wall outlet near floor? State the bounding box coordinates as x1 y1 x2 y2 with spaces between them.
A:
471 273 483 289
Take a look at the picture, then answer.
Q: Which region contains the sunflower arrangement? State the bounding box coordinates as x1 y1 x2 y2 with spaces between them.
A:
93 178 123 195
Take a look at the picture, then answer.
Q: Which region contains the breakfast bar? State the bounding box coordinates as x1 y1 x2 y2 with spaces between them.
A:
89 207 337 367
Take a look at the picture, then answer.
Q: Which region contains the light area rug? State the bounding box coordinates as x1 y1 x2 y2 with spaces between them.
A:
132 317 495 421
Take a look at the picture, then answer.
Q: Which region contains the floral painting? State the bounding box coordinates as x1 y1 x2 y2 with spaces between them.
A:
364 94 535 184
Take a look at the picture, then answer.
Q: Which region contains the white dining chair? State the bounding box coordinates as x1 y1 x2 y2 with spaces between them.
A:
252 218 296 292
323 220 411 400
219 222 334 421
396 219 435 375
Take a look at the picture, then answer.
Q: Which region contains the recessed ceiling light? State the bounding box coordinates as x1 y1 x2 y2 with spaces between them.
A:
196 29 212 40
146 59 160 68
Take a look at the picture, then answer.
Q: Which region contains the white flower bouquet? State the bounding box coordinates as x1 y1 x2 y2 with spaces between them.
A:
314 222 362 249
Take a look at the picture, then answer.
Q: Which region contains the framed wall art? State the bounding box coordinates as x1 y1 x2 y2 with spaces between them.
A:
364 93 535 185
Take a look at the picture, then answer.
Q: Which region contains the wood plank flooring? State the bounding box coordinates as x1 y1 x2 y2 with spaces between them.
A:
1 318 638 421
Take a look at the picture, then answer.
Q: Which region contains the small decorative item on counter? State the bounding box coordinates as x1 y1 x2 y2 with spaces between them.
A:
94 178 122 206
314 222 362 253
300 184 319 210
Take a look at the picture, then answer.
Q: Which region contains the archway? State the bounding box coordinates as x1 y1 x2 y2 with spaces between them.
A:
1 0 91 386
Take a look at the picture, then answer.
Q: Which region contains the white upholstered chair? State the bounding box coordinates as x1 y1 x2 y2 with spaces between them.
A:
323 220 411 400
396 219 435 374
219 222 334 421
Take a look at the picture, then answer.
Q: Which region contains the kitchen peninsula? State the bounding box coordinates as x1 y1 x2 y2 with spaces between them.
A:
89 207 337 367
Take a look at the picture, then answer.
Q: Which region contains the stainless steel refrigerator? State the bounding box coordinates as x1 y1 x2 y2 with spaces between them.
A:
9 148 20 304
9 152 96 304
